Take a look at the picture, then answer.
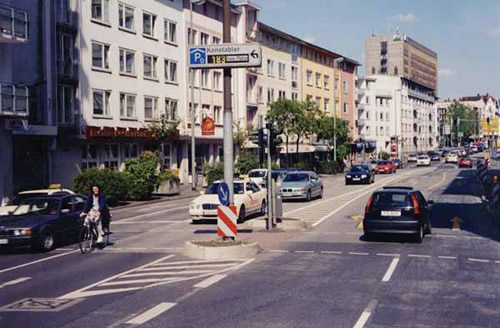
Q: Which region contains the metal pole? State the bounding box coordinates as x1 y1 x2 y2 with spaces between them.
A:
222 0 234 204
333 57 344 162
190 2 196 190
267 127 273 230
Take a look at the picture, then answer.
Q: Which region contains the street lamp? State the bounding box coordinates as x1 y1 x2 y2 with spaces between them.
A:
333 57 344 162
393 88 401 158
189 0 205 190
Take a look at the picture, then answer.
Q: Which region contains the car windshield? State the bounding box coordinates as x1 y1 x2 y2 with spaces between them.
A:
11 198 61 216
283 173 309 182
418 156 427 159
7 193 49 206
205 182 245 195
350 166 366 172
378 161 389 165
372 193 411 208
249 171 266 178
409 154 417 157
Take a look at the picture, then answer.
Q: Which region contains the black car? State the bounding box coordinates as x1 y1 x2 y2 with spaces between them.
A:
0 194 86 252
346 165 374 185
363 187 433 243
392 159 404 169
427 151 440 161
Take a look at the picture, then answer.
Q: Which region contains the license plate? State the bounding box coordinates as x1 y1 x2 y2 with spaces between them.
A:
353 178 360 181
0 239 8 245
381 211 401 217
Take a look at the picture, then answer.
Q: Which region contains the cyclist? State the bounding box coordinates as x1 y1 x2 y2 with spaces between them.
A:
80 186 111 244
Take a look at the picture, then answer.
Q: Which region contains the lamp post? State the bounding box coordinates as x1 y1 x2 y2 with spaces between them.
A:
333 57 344 162
394 88 401 158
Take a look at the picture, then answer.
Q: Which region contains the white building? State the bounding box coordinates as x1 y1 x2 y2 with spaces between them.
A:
357 75 438 156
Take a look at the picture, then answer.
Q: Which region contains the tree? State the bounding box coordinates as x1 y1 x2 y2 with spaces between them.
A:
147 114 180 142
445 102 476 142
316 115 351 162
292 100 321 159
235 150 259 176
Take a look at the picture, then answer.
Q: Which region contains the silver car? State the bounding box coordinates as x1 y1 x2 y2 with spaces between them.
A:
280 171 323 201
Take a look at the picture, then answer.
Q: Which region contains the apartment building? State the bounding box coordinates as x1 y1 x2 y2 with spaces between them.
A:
357 75 438 155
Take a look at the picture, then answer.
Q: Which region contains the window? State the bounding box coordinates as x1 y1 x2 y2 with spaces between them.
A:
57 32 74 77
315 97 321 108
123 144 138 160
292 92 298 101
200 32 209 45
315 73 321 87
142 11 157 38
144 96 158 120
119 48 135 75
324 75 330 89
81 145 98 170
343 102 348 113
267 59 274 76
93 89 111 116
201 69 210 88
306 70 312 85
394 66 398 75
257 86 263 103
161 144 171 169
214 106 222 124
371 67 375 74
386 127 390 136
212 36 221 44
279 90 286 99
201 104 210 122
57 85 74 124
188 28 197 45
164 59 178 83
291 66 298 81
118 3 134 31
120 93 136 119
278 63 286 79
143 54 158 79
1 84 27 115
334 78 339 90
188 103 198 121
213 71 222 91
342 80 348 94
165 98 178 121
91 0 109 24
101 144 119 170
92 42 110 70
267 88 274 103
324 98 330 111
164 19 177 44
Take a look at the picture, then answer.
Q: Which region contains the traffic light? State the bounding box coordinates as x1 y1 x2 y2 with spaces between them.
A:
249 128 267 166
269 127 283 162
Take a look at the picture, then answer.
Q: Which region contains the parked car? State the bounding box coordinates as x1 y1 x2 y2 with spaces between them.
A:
280 171 323 201
0 187 75 216
0 194 86 252
407 154 418 163
459 157 473 168
417 155 431 166
392 158 404 169
445 151 459 163
345 165 374 185
363 186 433 243
189 180 267 223
375 160 397 174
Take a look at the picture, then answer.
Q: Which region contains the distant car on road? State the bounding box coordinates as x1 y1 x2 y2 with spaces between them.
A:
417 155 431 167
459 157 473 168
445 151 459 163
470 146 478 153
0 194 86 252
248 169 268 187
345 165 374 185
0 187 75 216
280 171 323 202
189 180 267 223
375 160 396 174
363 186 433 243
427 151 440 161
392 158 404 169
407 154 418 163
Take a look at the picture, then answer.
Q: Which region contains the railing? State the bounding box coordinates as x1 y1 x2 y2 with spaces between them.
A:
408 88 435 102
0 82 29 118
0 4 28 42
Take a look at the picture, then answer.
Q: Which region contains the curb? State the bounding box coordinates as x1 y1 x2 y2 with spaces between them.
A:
183 240 262 260
244 218 310 231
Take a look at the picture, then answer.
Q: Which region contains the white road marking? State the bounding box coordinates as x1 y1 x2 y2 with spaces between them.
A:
353 299 378 328
294 250 315 254
376 253 400 257
141 263 235 271
436 234 457 238
150 259 247 266
0 250 79 274
468 258 490 263
0 277 31 289
100 278 178 287
113 220 189 225
57 248 75 251
408 254 431 258
193 274 227 288
123 270 215 278
349 252 369 256
346 232 361 235
495 261 500 264
320 251 343 254
118 206 189 223
382 258 400 282
438 256 457 260
126 302 177 325
268 250 289 253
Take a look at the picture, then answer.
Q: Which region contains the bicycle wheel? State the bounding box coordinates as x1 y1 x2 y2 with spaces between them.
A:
79 225 95 254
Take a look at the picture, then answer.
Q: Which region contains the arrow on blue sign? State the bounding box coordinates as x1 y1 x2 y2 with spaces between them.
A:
218 182 230 206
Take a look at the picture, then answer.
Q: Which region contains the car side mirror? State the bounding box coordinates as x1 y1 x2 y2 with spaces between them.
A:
61 209 70 214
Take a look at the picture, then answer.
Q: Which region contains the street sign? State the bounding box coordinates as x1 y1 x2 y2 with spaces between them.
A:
189 44 262 69
217 182 230 206
217 205 238 238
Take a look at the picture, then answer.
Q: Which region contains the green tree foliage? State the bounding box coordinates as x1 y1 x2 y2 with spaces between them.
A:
147 115 180 142
235 150 259 176
123 151 161 200
379 151 391 160
203 161 224 185
445 102 477 140
293 100 321 157
72 168 127 206
316 115 352 162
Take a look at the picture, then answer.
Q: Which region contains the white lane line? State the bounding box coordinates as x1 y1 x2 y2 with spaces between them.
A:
100 278 178 287
438 256 457 260
294 251 315 254
349 252 369 256
150 259 246 266
0 250 79 274
468 258 490 263
193 274 227 288
495 261 500 264
408 254 431 258
381 258 400 282
0 277 31 289
140 263 235 271
268 250 289 253
436 234 457 238
353 299 378 328
126 302 177 325
57 248 75 251
123 270 215 278
376 253 400 257
114 220 187 225
320 251 343 254
118 206 189 223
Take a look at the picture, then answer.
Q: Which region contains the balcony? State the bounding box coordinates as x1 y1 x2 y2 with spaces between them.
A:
357 119 366 127
0 82 29 118
408 88 435 102
0 4 27 43
357 102 365 111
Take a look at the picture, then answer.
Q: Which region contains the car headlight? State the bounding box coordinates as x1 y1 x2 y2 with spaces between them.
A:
346 175 351 178
361 175 367 178
190 202 200 210
13 229 31 236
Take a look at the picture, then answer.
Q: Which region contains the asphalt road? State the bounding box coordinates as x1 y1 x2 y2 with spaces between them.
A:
1 161 500 327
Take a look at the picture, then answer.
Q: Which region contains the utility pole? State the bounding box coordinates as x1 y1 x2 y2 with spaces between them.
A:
333 57 344 162
222 0 234 204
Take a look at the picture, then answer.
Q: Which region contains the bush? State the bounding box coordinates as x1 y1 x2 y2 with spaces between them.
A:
235 150 259 176
124 151 161 200
203 162 224 185
160 170 180 184
72 168 127 206
318 161 336 174
379 151 390 160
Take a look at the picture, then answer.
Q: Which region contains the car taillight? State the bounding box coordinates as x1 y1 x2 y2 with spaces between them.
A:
411 194 420 214
365 195 374 214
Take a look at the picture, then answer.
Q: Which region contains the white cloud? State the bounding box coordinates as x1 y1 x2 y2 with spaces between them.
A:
391 13 418 23
489 26 500 37
302 35 318 44
438 69 456 78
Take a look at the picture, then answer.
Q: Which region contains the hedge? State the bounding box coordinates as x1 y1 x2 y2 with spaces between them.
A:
72 168 127 206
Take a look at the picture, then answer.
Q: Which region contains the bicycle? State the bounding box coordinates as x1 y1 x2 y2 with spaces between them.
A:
79 210 110 254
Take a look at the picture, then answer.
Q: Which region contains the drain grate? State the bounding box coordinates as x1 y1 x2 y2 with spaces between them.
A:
1 298 83 312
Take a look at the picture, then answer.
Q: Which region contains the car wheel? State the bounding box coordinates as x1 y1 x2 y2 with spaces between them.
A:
238 206 246 223
415 225 424 243
260 201 266 216
319 187 323 199
306 190 311 202
39 229 55 252
425 219 432 234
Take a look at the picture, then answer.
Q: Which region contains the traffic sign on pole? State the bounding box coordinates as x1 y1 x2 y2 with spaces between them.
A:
189 44 262 69
217 205 237 238
217 182 230 206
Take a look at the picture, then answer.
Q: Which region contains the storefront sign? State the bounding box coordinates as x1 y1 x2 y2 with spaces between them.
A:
86 126 154 140
201 117 215 136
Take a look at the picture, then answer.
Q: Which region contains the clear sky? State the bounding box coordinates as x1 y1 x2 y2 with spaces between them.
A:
253 0 500 100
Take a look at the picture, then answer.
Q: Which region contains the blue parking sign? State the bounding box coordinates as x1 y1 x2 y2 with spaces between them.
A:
190 47 207 66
